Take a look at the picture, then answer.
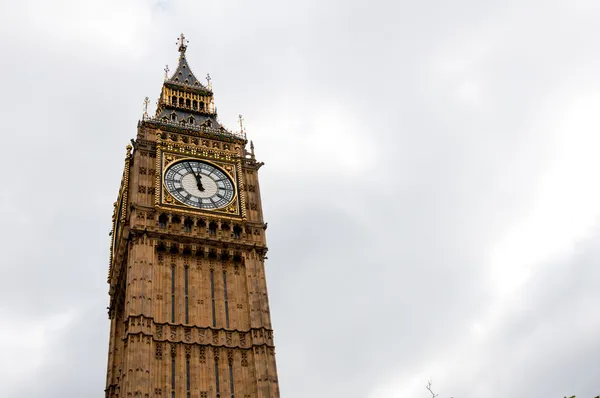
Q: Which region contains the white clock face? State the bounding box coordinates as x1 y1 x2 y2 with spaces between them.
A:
164 160 235 209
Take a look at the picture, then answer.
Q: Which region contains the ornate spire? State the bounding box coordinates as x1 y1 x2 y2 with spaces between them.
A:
148 34 246 140
164 33 205 89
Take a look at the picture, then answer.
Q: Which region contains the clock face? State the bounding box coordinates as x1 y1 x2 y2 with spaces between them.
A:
164 160 235 209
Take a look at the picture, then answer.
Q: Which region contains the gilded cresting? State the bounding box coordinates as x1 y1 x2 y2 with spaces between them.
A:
105 34 280 398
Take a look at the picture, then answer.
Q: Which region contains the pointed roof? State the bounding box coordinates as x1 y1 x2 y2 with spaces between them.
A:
166 33 208 91
144 34 245 142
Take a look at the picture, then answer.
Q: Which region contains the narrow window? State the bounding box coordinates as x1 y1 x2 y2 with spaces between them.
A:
223 271 230 328
199 101 205 110
189 116 195 125
159 214 168 229
209 222 217 236
232 225 242 239
171 96 177 105
186 356 191 397
215 356 220 398
192 100 198 110
184 218 193 232
184 266 189 324
171 265 176 323
210 269 216 327
171 113 177 121
171 355 176 398
229 362 235 398
179 97 184 106
185 98 191 108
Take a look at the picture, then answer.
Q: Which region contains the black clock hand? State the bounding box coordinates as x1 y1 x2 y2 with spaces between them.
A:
185 162 204 191
195 171 205 191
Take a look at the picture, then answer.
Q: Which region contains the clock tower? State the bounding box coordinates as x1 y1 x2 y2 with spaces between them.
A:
106 35 280 398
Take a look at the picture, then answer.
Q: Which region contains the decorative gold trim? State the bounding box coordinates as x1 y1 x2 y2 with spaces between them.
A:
107 144 133 283
154 132 163 208
122 144 132 222
158 150 242 216
237 161 247 220
161 157 237 210
152 204 244 222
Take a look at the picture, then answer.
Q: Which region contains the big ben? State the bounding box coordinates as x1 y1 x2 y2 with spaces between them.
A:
105 34 280 398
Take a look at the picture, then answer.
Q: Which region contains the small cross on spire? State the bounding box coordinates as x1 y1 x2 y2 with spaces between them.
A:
206 73 212 90
164 65 170 80
177 33 188 54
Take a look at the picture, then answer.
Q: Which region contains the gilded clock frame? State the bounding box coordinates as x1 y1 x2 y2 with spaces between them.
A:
154 145 246 219
161 156 237 210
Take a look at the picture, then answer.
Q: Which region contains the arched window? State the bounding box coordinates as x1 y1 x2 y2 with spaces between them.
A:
170 113 177 121
206 120 212 128
185 98 191 108
208 222 217 236
199 101 205 110
197 219 206 228
178 97 184 107
158 214 168 229
233 225 242 239
184 218 193 232
172 215 181 224
192 100 198 110
171 96 177 105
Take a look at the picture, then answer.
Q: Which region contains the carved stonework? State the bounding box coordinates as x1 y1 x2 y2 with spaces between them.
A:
105 39 280 398
155 343 163 360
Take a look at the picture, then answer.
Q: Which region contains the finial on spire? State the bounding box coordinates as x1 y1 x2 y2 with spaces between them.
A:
142 97 149 119
206 73 212 90
164 65 170 80
238 114 245 134
250 140 255 158
177 33 188 55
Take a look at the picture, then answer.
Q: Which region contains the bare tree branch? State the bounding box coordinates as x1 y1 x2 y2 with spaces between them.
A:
425 379 439 398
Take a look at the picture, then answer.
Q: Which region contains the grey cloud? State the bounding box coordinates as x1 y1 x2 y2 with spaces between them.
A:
1 0 599 397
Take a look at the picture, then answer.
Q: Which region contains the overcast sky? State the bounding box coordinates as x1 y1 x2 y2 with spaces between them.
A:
1 0 600 397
